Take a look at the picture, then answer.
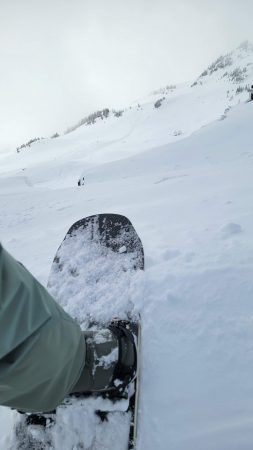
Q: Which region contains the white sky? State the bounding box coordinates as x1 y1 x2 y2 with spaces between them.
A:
1 0 253 153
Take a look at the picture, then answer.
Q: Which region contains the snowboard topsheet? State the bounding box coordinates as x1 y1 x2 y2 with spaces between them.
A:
15 213 144 450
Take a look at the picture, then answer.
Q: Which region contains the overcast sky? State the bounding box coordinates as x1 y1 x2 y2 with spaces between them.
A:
1 0 253 153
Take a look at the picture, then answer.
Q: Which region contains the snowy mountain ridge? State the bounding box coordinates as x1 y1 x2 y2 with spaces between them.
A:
14 40 253 160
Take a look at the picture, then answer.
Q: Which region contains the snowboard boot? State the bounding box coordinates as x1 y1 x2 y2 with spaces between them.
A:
70 320 137 398
18 321 138 427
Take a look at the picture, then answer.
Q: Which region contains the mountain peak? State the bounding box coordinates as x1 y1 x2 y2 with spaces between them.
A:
237 40 253 54
190 40 253 89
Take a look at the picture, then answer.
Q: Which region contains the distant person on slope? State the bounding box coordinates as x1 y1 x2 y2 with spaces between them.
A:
0 244 136 414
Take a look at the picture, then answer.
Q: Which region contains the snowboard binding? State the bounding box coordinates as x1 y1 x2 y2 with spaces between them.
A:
107 319 138 398
70 319 138 400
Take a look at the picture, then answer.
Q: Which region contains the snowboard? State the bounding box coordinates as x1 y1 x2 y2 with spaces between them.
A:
15 213 144 450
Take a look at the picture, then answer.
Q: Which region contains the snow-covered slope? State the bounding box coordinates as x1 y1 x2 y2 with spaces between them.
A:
2 42 253 184
1 42 253 449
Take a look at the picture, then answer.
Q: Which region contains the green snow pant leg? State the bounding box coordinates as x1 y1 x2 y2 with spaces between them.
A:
0 244 86 413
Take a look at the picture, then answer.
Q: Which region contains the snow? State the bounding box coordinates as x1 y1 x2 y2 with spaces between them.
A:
1 43 253 449
47 221 143 326
98 348 119 369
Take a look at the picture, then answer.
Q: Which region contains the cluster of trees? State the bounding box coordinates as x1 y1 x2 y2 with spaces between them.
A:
236 85 247 94
154 98 165 108
207 54 233 74
173 130 182 136
16 132 59 153
152 85 176 96
65 107 125 134
228 67 247 83
191 53 234 87
112 109 124 117
191 55 249 89
65 109 110 134
16 137 43 153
